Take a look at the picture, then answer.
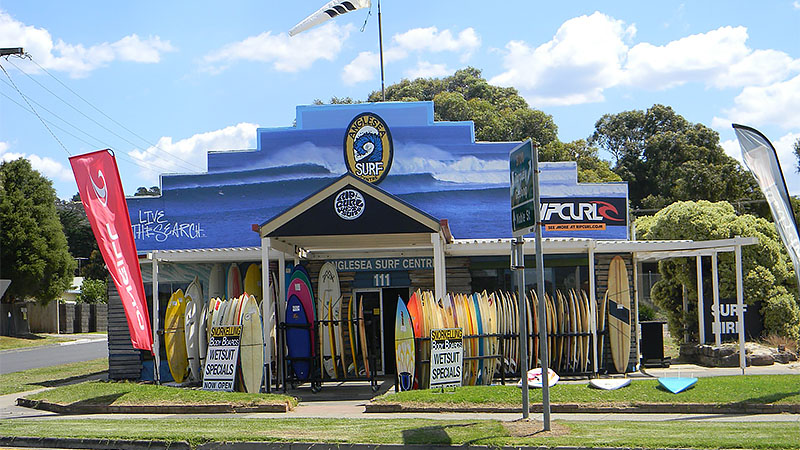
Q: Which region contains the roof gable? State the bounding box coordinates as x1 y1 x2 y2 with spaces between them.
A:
260 174 440 238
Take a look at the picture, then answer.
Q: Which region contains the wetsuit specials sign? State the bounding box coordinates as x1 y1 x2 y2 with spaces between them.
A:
429 328 463 389
203 325 242 391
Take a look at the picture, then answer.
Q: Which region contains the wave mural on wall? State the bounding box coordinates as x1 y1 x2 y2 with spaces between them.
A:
128 102 628 252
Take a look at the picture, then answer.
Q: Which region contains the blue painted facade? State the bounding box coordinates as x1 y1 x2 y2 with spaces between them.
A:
128 102 628 252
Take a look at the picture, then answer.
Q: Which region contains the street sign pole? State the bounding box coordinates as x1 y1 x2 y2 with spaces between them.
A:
531 141 551 430
510 139 550 429
511 237 528 419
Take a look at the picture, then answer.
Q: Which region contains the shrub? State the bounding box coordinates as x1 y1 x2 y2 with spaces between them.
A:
77 279 108 304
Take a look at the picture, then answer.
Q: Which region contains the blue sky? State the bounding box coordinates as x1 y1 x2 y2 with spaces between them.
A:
1 1 799 199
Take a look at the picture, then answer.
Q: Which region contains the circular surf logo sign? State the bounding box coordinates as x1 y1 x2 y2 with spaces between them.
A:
334 189 365 220
343 112 393 184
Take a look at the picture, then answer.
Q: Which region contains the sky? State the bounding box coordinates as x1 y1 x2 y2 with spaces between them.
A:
1 1 799 200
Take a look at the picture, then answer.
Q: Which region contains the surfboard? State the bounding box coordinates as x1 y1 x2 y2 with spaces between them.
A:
358 294 370 378
483 291 498 385
406 291 424 386
165 289 189 383
184 277 202 382
519 367 559 388
209 264 225 299
347 295 359 376
226 263 242 299
288 277 315 356
597 290 608 370
607 255 632 373
286 295 312 381
580 290 591 372
243 263 262 304
395 297 415 391
590 378 631 390
239 294 264 393
198 297 208 375
659 377 697 394
471 293 485 385
318 262 340 378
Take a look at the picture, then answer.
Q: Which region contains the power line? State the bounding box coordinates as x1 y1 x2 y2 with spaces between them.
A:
19 57 206 173
1 59 71 156
0 79 108 149
1 90 183 175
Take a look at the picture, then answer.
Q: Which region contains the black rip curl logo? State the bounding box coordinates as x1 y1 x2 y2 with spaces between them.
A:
334 189 365 220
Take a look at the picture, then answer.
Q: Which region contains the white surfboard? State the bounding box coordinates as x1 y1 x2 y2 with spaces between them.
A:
589 378 631 390
318 262 341 378
184 277 202 382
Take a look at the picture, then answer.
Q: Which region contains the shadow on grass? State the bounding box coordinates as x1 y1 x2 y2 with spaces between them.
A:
33 371 107 389
401 422 480 446
740 390 800 404
69 392 126 407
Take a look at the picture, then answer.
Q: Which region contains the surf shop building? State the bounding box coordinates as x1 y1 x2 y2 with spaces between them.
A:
111 101 756 388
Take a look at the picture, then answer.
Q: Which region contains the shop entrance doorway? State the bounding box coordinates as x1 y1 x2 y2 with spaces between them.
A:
352 287 411 376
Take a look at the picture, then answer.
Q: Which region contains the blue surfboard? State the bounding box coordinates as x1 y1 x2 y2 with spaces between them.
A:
658 377 697 394
472 293 485 385
286 295 312 381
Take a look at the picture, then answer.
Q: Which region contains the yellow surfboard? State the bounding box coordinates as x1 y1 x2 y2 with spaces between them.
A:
165 289 189 383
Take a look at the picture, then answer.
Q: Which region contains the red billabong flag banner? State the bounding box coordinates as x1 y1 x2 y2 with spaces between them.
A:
70 149 153 352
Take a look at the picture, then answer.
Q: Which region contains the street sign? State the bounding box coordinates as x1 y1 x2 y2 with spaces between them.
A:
510 140 535 237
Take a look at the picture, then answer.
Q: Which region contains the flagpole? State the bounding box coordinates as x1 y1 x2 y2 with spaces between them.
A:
378 0 385 101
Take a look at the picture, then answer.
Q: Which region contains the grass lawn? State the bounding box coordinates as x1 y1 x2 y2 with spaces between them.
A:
375 374 800 406
0 418 797 449
24 380 298 408
0 333 76 350
0 358 109 395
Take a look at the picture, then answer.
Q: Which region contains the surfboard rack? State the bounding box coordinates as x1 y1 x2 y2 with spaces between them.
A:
279 317 379 393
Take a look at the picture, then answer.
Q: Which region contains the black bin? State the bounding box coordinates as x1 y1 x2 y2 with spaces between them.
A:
640 320 669 367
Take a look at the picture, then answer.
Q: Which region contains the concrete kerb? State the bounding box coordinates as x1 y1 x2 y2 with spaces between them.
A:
365 402 800 414
0 438 700 450
16 398 292 414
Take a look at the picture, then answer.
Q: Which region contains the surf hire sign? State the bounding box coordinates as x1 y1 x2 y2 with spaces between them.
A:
70 150 153 351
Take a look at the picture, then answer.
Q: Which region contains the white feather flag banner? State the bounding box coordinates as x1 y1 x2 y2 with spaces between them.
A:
289 0 371 36
733 123 800 288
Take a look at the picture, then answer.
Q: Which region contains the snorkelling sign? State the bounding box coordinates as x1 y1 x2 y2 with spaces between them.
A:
344 112 393 184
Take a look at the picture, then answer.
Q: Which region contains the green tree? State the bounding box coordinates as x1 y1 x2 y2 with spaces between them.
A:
134 186 160 196
794 137 800 172
77 278 108 303
0 158 76 304
636 200 800 341
56 199 97 260
368 67 559 145
82 249 108 281
357 67 618 182
590 104 759 210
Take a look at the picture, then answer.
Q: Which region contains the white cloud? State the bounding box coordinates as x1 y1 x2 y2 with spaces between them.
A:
490 12 635 106
203 23 352 73
0 10 175 78
341 51 380 85
795 1 800 9
405 61 450 80
715 74 800 129
0 142 72 182
491 13 800 107
341 26 479 85
393 27 480 60
129 123 258 181
625 26 798 90
341 47 406 85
